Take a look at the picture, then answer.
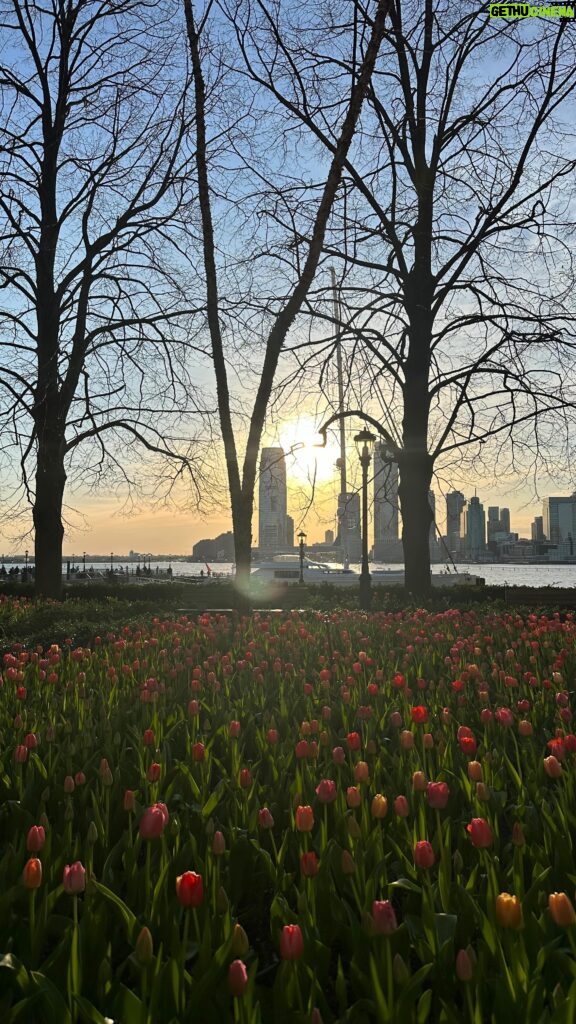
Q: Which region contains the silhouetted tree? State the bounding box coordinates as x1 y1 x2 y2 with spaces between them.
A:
277 0 576 592
184 0 390 597
0 0 208 597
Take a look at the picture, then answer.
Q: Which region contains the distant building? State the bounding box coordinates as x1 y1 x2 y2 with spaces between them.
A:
258 448 287 553
285 515 294 549
531 516 544 542
462 495 486 557
500 508 511 534
337 492 361 561
446 491 465 554
542 495 576 552
487 507 500 543
325 529 334 545
373 444 399 560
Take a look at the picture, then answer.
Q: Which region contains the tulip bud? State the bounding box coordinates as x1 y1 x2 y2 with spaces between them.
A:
124 789 136 812
347 815 362 840
393 795 409 818
135 926 154 965
549 892 576 927
64 775 75 794
231 923 250 957
393 953 410 985
26 825 46 853
414 840 435 869
475 782 490 802
216 886 229 914
543 755 563 779
22 857 42 889
279 924 304 961
228 959 248 998
354 761 369 783
63 861 86 894
412 771 427 793
87 820 98 845
295 805 314 832
371 793 389 819
495 892 523 929
467 761 483 782
341 850 356 875
455 949 473 981
212 830 226 856
400 730 414 750
512 822 525 847
371 899 397 935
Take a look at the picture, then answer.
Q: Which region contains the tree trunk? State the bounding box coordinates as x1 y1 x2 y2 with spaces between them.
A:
398 449 433 595
231 494 253 610
33 432 66 599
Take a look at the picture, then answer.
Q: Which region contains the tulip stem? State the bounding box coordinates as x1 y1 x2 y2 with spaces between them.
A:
180 911 190 1013
29 890 36 968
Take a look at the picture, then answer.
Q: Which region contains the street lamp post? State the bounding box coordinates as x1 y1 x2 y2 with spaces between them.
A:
354 429 375 611
298 531 307 584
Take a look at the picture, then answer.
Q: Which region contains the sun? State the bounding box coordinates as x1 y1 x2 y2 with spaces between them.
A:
276 415 341 485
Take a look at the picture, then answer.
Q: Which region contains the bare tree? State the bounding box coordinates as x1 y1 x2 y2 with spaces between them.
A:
269 0 576 592
183 0 389 598
0 0 210 597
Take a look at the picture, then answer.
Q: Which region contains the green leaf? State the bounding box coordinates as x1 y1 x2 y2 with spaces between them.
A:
417 987 432 1023
92 879 138 940
201 777 227 819
75 995 113 1024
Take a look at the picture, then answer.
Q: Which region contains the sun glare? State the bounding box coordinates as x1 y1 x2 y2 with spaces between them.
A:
277 416 341 485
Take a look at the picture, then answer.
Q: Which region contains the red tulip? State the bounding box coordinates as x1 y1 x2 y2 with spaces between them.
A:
411 706 428 724
372 899 398 935
143 728 155 747
26 825 45 852
139 802 169 839
393 795 408 818
63 861 86 894
467 817 493 848
176 871 204 908
212 830 226 855
426 782 450 809
346 731 361 751
315 779 337 804
279 923 304 960
258 807 275 829
229 720 241 738
300 851 319 877
228 959 248 997
414 840 435 869
124 789 136 812
23 857 42 889
14 745 28 764
295 805 314 832
147 762 161 783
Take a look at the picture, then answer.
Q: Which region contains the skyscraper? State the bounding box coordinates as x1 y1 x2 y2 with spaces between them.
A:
542 495 576 547
337 492 361 561
373 444 399 560
258 448 287 553
463 495 486 557
446 491 465 553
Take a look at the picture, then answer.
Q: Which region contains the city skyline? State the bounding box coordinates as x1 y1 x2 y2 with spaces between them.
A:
0 465 567 559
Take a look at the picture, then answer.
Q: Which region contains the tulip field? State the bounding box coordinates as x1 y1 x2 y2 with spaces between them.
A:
3 598 576 1022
